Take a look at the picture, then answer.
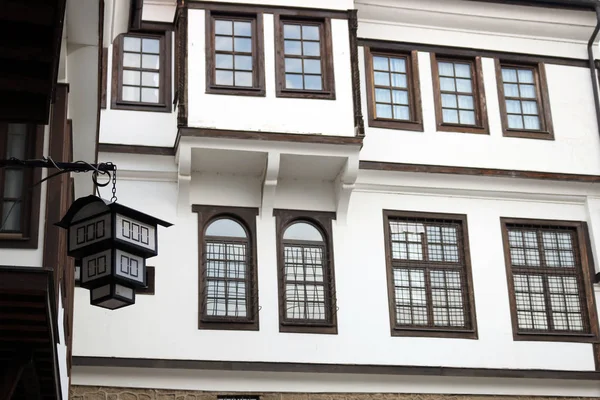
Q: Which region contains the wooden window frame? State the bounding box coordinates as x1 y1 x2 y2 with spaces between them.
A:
274 209 337 334
111 32 172 113
382 210 478 339
495 60 554 140
500 218 599 343
274 15 335 100
364 47 423 131
0 124 43 249
205 11 265 97
193 205 259 331
430 54 489 135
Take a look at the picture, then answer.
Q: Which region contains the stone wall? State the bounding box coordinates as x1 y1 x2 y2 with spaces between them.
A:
70 386 593 400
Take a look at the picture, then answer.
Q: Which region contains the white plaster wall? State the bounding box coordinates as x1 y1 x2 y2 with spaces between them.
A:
359 49 600 175
73 171 597 375
187 11 355 136
57 289 70 400
99 35 177 147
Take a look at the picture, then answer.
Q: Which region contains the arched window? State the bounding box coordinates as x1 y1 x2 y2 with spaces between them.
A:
194 206 259 331
275 210 337 334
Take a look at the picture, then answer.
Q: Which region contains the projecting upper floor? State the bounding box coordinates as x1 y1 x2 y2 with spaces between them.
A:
99 0 600 175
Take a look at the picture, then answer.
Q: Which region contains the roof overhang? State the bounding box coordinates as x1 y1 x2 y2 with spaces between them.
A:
468 0 598 10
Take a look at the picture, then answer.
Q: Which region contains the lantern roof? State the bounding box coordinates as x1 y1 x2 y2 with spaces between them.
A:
55 195 172 229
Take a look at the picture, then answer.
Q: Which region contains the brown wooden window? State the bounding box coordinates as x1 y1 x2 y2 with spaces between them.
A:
206 12 265 96
275 16 335 100
194 205 259 331
0 123 42 248
383 211 477 339
112 32 172 112
501 218 599 342
431 55 488 134
495 61 554 140
275 210 337 334
365 47 423 131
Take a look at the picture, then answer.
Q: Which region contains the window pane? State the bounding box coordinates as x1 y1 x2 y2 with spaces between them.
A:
522 101 538 115
123 70 140 85
393 105 410 120
6 130 26 158
373 56 388 71
376 104 392 119
391 73 407 88
506 100 521 114
518 69 534 83
454 63 471 78
502 68 517 82
303 42 320 56
216 54 233 69
123 53 141 68
302 25 320 40
374 72 390 86
504 83 519 97
235 55 253 71
520 84 536 98
215 20 233 35
458 95 474 110
284 24 301 39
524 116 541 130
438 62 454 77
284 40 302 55
459 110 476 125
440 77 455 91
442 94 457 108
142 72 159 87
142 38 160 54
456 78 472 93
142 54 160 69
284 222 323 241
141 88 159 103
286 74 303 89
508 114 524 129
234 38 252 52
375 88 391 103
390 58 406 73
124 37 141 52
215 36 233 51
234 21 252 37
1 202 20 231
216 70 234 86
303 59 321 74
392 90 409 105
122 86 140 101
206 218 246 237
235 71 253 87
285 58 302 73
4 170 23 198
443 109 459 123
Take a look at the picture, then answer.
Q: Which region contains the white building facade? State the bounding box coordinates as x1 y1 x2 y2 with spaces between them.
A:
72 0 600 399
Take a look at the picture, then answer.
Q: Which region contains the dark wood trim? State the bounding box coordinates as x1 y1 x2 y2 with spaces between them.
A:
193 205 260 331
175 4 188 126
348 9 364 137
111 31 173 113
72 356 600 380
0 124 43 249
98 143 176 156
179 127 364 145
357 38 590 68
274 15 336 100
500 218 600 343
359 161 600 183
273 209 338 334
494 60 554 140
594 343 600 371
382 210 478 339
0 357 26 400
364 47 424 132
101 47 108 109
467 0 598 11
430 54 489 135
187 1 349 19
137 267 156 295
205 11 266 96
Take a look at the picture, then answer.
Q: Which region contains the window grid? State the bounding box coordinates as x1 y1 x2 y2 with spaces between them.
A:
387 217 474 332
282 21 323 91
0 124 30 234
437 59 476 125
372 54 412 121
500 65 542 131
213 17 255 88
506 225 590 334
121 36 162 104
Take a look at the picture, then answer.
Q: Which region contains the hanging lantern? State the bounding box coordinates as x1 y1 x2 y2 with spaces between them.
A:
56 195 172 310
